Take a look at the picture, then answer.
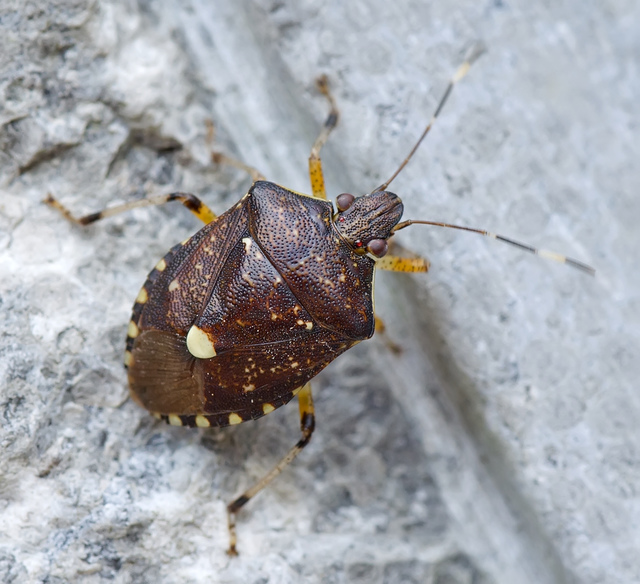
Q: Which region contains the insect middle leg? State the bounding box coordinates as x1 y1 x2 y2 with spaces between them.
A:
226 382 315 556
44 191 217 226
308 75 339 200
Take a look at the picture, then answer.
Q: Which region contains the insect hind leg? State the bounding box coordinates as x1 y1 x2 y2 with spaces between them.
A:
226 382 315 556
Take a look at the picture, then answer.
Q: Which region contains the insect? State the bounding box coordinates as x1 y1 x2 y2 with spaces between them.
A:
46 45 594 555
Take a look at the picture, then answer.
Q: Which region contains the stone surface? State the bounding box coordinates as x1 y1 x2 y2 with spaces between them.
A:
1 1 638 583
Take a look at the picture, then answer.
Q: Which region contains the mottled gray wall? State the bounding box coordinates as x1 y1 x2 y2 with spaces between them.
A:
1 1 638 583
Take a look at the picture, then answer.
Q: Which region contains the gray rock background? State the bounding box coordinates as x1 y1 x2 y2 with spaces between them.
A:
1 1 638 583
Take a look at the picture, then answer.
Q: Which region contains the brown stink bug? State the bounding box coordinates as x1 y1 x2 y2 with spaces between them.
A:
45 45 594 555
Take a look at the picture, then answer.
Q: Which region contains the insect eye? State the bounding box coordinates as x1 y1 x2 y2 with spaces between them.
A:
336 193 355 211
366 238 388 258
354 239 364 248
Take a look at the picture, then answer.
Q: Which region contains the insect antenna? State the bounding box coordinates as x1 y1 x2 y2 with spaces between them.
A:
392 219 595 275
373 42 486 193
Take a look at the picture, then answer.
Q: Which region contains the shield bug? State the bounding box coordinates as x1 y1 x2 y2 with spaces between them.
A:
46 45 594 555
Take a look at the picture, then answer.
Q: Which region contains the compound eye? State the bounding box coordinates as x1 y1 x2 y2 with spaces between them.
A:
336 193 355 212
367 238 388 258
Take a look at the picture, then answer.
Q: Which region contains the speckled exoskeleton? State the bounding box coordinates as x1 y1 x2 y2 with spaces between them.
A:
46 46 592 555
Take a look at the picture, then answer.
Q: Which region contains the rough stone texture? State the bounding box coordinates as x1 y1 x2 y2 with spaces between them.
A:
1 1 638 583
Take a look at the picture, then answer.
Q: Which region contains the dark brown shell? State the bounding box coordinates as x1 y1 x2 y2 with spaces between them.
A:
126 181 377 427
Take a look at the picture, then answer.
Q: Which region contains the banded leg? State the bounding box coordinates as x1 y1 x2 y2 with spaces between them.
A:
227 382 315 556
45 191 217 226
308 75 339 200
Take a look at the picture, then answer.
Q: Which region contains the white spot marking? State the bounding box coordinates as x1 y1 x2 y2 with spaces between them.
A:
228 413 243 425
186 325 217 359
135 288 148 304
263 403 275 415
168 414 182 426
128 321 139 338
